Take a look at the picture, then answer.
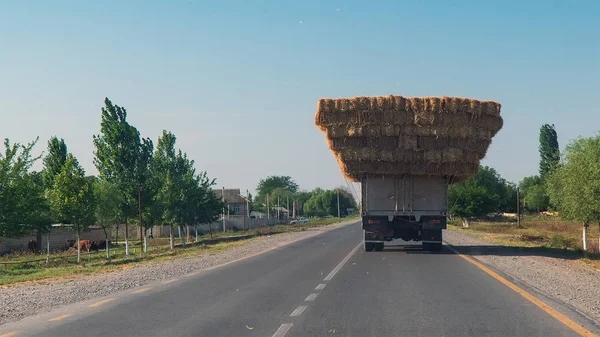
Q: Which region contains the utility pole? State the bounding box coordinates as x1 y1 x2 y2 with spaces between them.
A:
287 196 289 219
246 189 250 230
337 189 341 218
277 195 280 221
266 195 270 221
516 187 521 228
138 185 143 256
222 186 226 232
292 200 296 219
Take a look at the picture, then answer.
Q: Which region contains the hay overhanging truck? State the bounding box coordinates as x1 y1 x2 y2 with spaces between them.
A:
315 95 503 251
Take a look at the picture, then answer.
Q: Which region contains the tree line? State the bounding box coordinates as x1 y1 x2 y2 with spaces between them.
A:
449 123 600 232
252 175 357 218
0 98 224 262
448 124 559 220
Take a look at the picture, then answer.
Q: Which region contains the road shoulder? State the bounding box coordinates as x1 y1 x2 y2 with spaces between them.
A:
444 229 600 332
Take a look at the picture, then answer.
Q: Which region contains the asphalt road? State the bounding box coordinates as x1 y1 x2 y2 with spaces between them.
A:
0 222 595 337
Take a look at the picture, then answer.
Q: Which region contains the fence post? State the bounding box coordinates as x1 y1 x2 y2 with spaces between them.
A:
583 223 589 251
516 187 521 228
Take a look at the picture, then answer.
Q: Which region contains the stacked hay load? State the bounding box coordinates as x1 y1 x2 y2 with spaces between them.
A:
315 95 503 182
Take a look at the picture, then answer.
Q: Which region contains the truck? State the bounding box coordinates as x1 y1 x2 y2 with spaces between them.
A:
361 175 448 252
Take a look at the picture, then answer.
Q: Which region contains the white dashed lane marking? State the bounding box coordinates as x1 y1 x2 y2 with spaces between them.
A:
290 306 307 317
271 323 293 337
270 235 362 337
324 241 362 281
305 293 318 301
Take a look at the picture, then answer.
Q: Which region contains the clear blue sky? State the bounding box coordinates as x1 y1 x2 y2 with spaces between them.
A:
1 0 599 194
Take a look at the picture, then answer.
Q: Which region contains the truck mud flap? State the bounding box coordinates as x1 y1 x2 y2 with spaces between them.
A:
421 229 442 243
364 231 384 243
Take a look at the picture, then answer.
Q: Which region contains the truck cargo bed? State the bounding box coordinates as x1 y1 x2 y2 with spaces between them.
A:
361 176 448 251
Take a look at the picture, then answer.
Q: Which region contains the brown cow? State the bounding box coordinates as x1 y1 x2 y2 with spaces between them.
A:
77 240 91 253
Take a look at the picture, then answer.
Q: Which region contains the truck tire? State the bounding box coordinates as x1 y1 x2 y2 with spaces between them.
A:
364 242 375 252
374 243 384 251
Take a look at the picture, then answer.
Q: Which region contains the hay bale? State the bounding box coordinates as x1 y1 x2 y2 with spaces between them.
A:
442 148 463 163
316 95 502 182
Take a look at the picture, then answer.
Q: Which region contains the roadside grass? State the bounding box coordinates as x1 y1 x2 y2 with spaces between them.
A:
0 217 353 286
447 216 600 270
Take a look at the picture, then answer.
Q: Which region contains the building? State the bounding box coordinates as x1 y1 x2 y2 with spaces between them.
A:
250 211 267 219
213 188 249 216
273 207 290 219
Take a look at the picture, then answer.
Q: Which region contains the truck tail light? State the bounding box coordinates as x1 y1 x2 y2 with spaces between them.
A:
367 219 380 224
430 219 441 224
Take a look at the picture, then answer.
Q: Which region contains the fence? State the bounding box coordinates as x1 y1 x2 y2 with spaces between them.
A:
0 230 270 269
151 216 289 238
0 227 108 255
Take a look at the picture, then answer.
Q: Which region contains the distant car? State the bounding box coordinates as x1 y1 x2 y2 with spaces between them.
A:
290 218 309 224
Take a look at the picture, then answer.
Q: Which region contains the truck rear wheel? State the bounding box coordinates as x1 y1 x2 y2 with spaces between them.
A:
374 243 384 251
364 242 375 252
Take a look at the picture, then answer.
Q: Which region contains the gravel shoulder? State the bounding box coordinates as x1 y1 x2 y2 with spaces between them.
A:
444 229 600 325
0 220 356 326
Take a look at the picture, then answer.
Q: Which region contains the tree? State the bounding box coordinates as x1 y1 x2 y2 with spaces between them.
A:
93 98 153 256
519 175 542 198
294 190 316 216
153 130 223 247
539 124 560 179
153 130 186 249
448 166 509 225
256 176 299 204
36 136 70 251
140 162 161 252
27 171 53 253
519 175 550 212
336 187 358 212
525 184 549 212
49 154 95 263
546 136 600 229
181 170 222 242
94 179 122 259
501 183 518 213
193 174 224 239
195 173 223 225
0 138 43 238
303 189 356 217
42 137 68 190
269 187 295 218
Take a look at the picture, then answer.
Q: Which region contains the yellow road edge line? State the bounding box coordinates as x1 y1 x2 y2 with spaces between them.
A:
48 314 72 321
184 271 201 277
0 331 22 337
162 279 177 284
88 298 115 308
445 243 596 337
132 287 152 294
